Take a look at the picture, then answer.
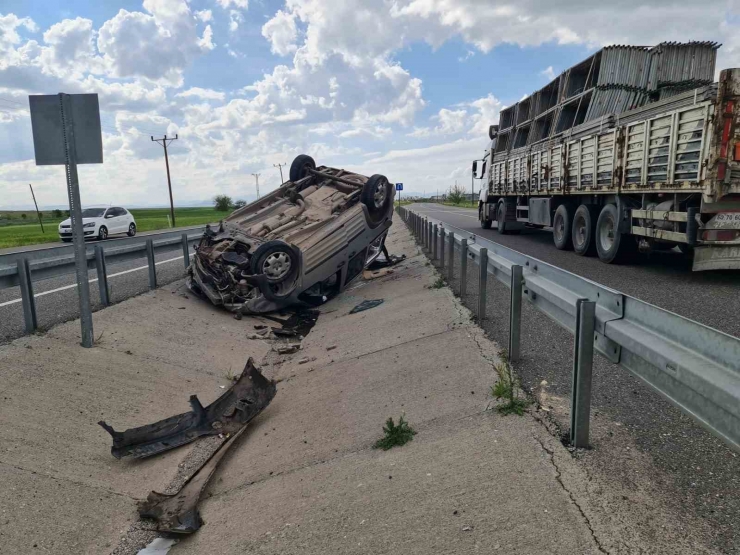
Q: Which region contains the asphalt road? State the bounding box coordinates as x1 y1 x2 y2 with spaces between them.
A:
411 203 740 553
0 244 193 343
412 203 740 338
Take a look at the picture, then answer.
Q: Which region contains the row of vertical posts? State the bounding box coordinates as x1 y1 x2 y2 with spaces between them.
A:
401 207 596 449
14 234 194 336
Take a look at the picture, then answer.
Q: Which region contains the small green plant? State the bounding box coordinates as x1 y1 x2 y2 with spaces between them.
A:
431 277 445 289
224 367 237 381
491 361 529 416
373 416 416 450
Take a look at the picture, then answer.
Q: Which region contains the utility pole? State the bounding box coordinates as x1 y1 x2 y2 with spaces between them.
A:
251 173 261 199
28 184 44 233
151 135 178 227
273 163 286 183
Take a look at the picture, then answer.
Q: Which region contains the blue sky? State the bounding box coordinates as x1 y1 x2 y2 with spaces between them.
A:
0 0 737 208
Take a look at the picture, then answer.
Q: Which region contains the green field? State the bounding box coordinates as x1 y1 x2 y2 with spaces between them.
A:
0 207 232 249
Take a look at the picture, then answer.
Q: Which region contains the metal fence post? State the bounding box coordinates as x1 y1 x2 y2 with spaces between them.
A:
447 232 454 282
509 264 523 362
571 299 596 449
460 238 468 297
94 246 109 307
181 233 190 269
478 247 488 320
146 239 157 289
429 221 433 253
439 228 445 269
433 224 438 260
17 258 37 333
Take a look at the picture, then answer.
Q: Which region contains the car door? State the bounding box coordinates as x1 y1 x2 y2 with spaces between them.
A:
101 208 116 233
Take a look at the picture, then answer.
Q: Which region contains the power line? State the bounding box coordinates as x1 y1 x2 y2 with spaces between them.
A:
151 135 178 227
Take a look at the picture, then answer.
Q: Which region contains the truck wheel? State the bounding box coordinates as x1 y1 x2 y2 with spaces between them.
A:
595 204 636 264
289 154 316 182
361 174 393 225
678 243 694 256
572 204 599 256
479 206 492 229
552 203 575 250
496 202 507 234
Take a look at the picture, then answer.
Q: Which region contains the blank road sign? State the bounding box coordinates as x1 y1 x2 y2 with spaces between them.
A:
29 94 103 165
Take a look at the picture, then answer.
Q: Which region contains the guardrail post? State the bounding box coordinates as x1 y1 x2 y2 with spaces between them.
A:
146 239 157 289
439 229 445 269
571 299 596 449
429 221 433 253
94 246 110 307
460 238 468 297
17 258 37 333
447 232 454 282
478 248 488 320
433 224 438 260
509 264 523 362
181 233 190 269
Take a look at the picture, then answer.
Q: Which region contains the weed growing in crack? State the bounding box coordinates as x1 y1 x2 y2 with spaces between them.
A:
431 277 446 289
224 367 237 381
373 416 416 450
490 361 529 416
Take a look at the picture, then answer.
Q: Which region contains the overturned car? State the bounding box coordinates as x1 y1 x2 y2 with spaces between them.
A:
187 155 395 313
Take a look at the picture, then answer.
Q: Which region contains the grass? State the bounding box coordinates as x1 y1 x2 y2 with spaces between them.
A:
490 360 530 416
373 416 417 450
0 207 231 249
431 276 446 289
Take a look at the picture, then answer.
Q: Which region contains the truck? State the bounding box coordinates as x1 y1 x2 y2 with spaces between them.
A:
476 42 740 271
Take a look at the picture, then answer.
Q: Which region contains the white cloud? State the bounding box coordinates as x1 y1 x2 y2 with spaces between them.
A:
540 65 556 81
228 10 243 32
176 87 225 100
216 0 249 8
195 9 213 22
262 10 298 56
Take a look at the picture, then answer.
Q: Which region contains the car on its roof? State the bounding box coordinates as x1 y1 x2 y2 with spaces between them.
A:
187 154 395 314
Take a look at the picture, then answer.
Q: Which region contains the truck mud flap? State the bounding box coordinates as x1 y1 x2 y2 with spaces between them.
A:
692 245 740 271
99 358 276 459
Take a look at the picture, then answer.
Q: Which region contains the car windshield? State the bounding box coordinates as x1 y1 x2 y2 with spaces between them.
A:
81 208 106 218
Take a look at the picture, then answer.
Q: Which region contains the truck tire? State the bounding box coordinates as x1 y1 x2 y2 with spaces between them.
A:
595 204 636 264
479 205 492 229
552 203 575 250
289 154 316 182
572 204 599 256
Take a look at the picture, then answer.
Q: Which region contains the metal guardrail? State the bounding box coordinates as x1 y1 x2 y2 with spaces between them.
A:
1 228 206 334
399 206 740 453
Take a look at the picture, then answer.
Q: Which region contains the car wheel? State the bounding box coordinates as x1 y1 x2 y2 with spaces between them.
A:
250 240 299 297
289 154 316 182
572 204 599 256
553 203 575 250
127 223 136 237
98 226 108 241
595 204 636 264
361 174 393 225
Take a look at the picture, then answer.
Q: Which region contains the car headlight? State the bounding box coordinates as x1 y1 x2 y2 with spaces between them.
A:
83 222 96 228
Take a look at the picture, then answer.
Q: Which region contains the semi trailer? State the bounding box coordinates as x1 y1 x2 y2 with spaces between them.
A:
476 42 740 271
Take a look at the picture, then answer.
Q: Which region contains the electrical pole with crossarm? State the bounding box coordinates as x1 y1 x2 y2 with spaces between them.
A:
151 134 178 227
251 173 261 199
273 162 286 183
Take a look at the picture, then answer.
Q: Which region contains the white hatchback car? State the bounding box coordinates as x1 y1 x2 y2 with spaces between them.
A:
58 207 137 242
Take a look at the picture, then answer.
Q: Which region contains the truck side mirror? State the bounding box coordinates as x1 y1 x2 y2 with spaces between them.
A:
489 125 499 140
472 161 478 176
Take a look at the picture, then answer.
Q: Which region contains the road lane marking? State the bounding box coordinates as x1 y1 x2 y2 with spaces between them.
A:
0 254 192 308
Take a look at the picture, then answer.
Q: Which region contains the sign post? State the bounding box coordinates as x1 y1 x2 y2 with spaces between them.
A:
29 93 103 348
395 182 403 208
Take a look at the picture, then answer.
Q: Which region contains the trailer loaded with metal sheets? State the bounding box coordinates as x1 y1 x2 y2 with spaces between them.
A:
476 42 740 270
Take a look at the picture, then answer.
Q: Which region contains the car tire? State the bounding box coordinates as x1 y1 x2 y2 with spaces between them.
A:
572 204 599 256
289 154 316 182
127 223 136 237
553 203 575 250
98 226 108 241
361 174 393 225
250 240 299 295
595 204 636 264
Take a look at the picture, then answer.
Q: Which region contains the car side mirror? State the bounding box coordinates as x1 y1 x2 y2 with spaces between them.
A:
106 214 114 218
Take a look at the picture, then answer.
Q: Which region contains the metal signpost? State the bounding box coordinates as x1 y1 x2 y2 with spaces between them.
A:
396 182 403 208
29 93 103 348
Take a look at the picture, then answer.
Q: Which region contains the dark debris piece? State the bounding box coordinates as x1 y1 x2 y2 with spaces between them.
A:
350 299 384 314
99 358 276 459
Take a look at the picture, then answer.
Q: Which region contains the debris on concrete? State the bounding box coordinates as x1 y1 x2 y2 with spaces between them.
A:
367 248 406 269
138 426 249 535
136 537 177 555
274 344 301 354
326 345 337 351
362 268 394 280
350 299 384 314
298 357 310 364
99 358 276 459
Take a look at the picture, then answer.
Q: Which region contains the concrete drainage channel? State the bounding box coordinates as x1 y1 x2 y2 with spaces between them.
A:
400 205 740 551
